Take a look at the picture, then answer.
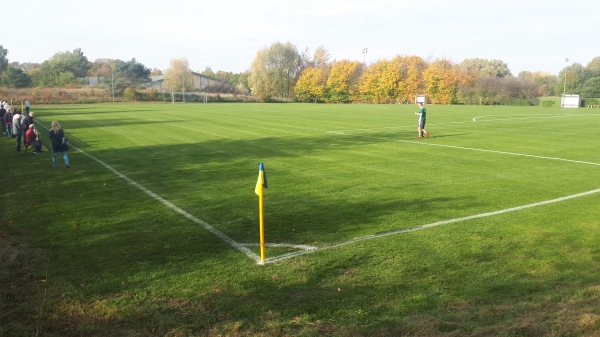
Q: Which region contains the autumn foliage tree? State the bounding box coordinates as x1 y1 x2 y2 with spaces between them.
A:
424 59 470 104
294 67 327 102
250 41 301 101
164 58 193 93
359 59 400 103
326 60 362 103
359 56 428 104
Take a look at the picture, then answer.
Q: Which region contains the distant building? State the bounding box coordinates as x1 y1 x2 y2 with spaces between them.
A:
150 72 237 93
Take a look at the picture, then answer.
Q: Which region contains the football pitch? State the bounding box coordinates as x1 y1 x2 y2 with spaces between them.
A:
2 102 600 335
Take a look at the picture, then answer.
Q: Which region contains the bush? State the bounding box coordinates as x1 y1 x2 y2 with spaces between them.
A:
541 100 555 107
504 98 537 106
0 87 112 104
123 88 139 101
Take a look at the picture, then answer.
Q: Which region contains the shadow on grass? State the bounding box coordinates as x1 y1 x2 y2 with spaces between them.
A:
69 130 479 245
2 131 599 337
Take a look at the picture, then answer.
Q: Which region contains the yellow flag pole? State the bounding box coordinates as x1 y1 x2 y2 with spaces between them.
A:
255 162 267 264
259 191 265 264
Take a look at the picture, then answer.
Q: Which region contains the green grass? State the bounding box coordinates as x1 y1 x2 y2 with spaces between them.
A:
1 103 599 336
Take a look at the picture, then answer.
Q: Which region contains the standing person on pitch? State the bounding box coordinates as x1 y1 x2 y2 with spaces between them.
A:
414 102 429 138
49 121 70 168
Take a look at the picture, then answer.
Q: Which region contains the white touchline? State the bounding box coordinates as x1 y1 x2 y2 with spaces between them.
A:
266 187 600 263
37 118 314 265
332 131 600 167
40 132 265 264
89 153 268 262
40 116 599 265
472 113 600 123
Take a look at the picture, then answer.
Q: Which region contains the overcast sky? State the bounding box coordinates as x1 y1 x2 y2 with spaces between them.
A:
4 0 598 76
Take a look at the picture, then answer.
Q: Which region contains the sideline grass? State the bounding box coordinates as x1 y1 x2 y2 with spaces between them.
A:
1 103 599 336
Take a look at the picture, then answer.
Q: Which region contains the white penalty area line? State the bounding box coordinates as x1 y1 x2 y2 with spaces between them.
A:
472 113 600 122
329 113 600 134
329 131 600 167
266 187 600 263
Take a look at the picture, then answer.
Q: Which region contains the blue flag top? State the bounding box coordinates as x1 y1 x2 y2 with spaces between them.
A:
255 162 268 196
259 162 268 188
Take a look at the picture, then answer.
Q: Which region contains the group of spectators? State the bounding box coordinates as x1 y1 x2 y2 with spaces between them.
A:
1 99 71 168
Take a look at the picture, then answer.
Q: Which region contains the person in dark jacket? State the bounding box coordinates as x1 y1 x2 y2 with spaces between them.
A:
49 121 70 168
0 103 6 135
3 108 14 137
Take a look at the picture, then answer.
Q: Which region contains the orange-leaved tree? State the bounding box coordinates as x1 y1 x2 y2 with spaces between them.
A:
423 59 470 104
326 60 362 103
295 67 327 102
395 55 428 103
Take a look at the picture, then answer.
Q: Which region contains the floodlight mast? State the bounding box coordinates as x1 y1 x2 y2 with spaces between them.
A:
563 58 569 96
362 48 368 67
111 69 115 102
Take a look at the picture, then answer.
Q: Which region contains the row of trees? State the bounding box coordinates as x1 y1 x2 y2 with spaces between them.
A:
2 43 600 104
253 42 600 104
0 46 152 93
0 45 251 98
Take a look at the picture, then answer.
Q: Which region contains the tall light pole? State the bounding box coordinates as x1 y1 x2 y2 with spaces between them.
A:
362 48 368 67
563 57 569 96
111 68 115 102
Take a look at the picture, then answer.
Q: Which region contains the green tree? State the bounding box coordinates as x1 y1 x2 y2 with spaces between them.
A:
295 67 326 102
36 48 90 86
201 67 215 78
213 71 250 94
0 45 8 72
1 64 32 88
460 58 512 78
581 77 600 98
234 72 251 95
250 41 301 101
556 63 584 95
163 58 193 93
586 56 600 77
113 58 150 89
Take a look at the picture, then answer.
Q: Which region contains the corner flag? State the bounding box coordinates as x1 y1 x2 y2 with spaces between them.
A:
255 162 268 196
255 162 268 264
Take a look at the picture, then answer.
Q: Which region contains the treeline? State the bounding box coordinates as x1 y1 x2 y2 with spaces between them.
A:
2 43 600 105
